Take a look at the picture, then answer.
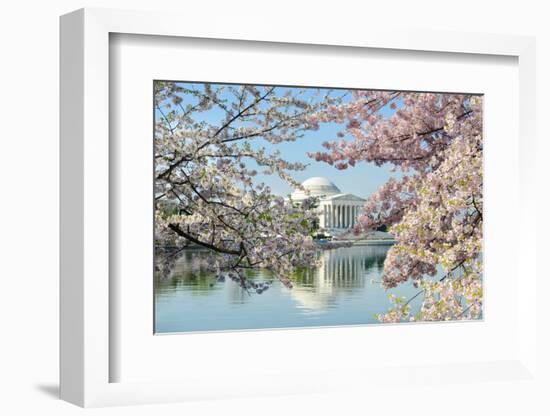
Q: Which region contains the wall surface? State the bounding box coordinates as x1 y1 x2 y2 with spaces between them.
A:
0 0 548 414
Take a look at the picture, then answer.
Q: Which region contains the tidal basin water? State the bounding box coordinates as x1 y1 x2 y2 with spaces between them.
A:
155 244 425 333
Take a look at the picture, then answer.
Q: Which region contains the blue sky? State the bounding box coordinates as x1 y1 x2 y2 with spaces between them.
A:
156 82 400 199
250 120 397 198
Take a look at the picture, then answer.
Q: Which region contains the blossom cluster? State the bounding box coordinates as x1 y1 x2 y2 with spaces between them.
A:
154 82 341 290
313 92 484 322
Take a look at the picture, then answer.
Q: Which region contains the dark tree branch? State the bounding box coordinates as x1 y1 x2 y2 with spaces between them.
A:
167 223 241 255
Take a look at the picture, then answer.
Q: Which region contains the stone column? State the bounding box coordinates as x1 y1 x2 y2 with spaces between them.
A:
343 205 346 228
345 205 348 228
345 205 349 228
342 205 346 228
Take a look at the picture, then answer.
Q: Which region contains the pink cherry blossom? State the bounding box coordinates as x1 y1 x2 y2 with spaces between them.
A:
154 82 342 291
313 92 483 322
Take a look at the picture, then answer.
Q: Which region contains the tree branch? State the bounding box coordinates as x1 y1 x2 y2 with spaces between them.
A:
167 223 241 255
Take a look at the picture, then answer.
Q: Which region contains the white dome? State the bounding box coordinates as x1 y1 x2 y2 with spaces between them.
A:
291 177 341 200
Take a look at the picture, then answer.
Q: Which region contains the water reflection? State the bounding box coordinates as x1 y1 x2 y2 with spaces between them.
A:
154 244 420 333
286 246 387 312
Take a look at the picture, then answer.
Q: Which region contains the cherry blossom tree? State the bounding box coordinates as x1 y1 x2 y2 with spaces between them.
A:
310 91 483 322
154 82 340 292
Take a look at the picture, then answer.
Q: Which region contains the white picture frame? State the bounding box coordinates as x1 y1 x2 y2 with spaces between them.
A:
60 7 538 408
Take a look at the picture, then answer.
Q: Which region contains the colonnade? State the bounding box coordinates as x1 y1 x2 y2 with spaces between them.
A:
322 204 362 229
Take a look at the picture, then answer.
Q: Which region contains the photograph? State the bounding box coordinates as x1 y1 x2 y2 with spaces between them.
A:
153 81 483 333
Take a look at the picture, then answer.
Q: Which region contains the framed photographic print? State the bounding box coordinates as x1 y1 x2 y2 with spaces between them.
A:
60 8 538 408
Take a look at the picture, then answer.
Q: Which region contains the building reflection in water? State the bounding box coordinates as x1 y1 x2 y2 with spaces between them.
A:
154 244 411 333
156 245 391 310
284 245 388 312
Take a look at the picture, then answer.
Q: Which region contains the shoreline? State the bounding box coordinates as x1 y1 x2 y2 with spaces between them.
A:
334 239 396 246
156 238 396 252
